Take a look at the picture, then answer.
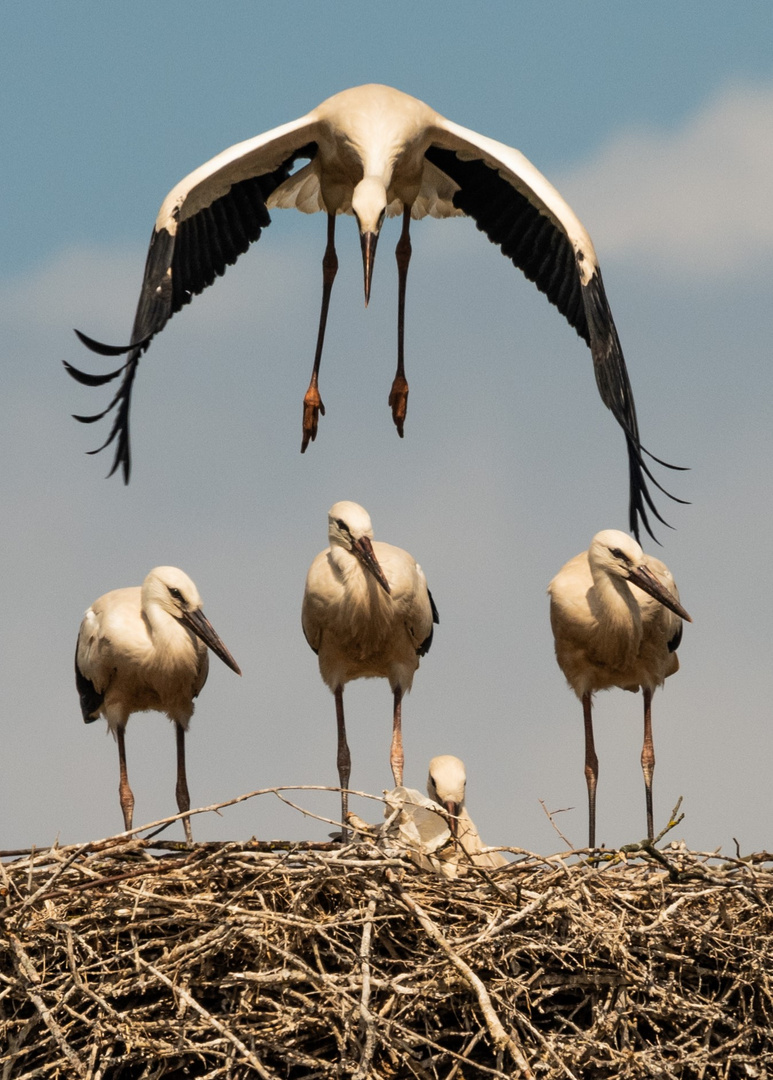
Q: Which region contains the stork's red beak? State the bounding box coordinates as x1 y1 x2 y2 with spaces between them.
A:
443 800 461 839
627 564 692 622
360 231 378 306
352 535 391 594
181 608 242 675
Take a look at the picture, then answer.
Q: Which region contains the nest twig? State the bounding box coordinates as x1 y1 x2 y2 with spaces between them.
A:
1 787 772 1078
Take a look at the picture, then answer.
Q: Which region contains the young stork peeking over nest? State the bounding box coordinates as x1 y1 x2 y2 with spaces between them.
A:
349 754 507 877
548 530 691 848
75 566 242 843
302 501 438 842
426 754 508 869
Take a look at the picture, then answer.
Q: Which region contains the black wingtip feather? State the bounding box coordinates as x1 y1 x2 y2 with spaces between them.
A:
63 359 128 387
74 328 137 356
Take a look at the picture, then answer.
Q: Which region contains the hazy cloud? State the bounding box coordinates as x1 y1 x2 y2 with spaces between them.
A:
557 82 773 274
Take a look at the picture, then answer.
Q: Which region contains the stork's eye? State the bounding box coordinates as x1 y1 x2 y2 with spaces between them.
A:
168 587 184 602
609 547 627 561
336 519 350 533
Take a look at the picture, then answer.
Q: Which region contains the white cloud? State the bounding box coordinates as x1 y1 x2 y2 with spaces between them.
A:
557 82 773 275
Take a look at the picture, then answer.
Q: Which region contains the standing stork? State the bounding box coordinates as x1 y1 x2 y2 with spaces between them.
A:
76 566 241 841
302 501 438 841
548 530 691 847
66 83 683 542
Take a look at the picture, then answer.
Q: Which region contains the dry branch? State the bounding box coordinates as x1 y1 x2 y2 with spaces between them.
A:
2 792 773 1078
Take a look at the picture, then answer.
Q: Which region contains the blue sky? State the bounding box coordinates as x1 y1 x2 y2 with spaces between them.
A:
1 4 772 856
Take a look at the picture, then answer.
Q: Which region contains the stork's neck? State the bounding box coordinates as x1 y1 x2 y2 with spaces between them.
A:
589 565 643 665
142 605 198 666
329 544 390 628
330 544 371 592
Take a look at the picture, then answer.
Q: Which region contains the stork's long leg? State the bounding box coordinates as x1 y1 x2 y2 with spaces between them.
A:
390 686 405 787
582 692 599 848
334 686 351 842
641 688 655 840
389 206 412 437
175 722 193 844
116 725 135 833
301 213 337 453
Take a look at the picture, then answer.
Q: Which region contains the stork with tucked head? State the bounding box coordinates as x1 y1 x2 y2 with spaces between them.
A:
66 83 683 542
427 754 508 868
76 566 241 842
548 530 691 847
302 501 438 840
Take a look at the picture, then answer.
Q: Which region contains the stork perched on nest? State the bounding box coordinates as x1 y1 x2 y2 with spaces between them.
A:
302 501 438 841
66 83 683 541
548 530 691 847
75 566 241 842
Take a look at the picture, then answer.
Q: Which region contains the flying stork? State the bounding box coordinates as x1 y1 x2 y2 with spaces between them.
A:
65 83 683 541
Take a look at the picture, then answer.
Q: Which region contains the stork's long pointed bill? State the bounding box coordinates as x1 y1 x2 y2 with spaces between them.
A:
443 800 461 839
628 565 692 622
182 608 243 674
360 232 378 307
352 535 391 594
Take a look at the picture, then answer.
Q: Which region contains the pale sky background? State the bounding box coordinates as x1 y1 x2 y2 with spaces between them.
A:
1 3 771 856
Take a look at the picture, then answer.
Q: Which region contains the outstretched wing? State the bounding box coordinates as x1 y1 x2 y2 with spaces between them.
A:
424 118 686 543
66 113 322 482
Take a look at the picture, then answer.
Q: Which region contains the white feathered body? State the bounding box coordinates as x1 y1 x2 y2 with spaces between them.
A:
77 585 209 734
302 539 434 694
549 549 682 700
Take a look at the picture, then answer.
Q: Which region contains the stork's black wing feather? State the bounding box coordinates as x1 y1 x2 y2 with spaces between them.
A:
67 142 318 482
667 622 684 654
424 147 587 343
417 587 440 657
75 643 104 723
424 145 687 544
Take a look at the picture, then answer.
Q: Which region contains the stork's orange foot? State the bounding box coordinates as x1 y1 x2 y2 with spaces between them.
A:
388 375 409 438
301 386 325 453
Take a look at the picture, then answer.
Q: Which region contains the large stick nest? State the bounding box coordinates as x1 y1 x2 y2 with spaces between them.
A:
2 798 773 1079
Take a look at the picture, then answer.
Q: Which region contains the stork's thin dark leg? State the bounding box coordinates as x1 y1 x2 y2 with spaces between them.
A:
116 725 134 833
334 686 351 842
301 213 337 453
390 686 405 787
389 207 412 437
641 688 655 840
582 692 599 848
175 722 193 844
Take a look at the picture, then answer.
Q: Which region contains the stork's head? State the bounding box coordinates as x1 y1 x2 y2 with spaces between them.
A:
352 177 388 306
427 754 467 838
327 501 390 595
143 566 203 619
589 531 691 622
142 566 242 674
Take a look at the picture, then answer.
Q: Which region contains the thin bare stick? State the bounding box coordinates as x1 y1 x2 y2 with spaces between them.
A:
386 869 535 1078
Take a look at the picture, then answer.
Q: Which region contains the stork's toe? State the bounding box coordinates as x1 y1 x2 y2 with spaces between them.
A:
388 375 409 438
301 386 325 453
